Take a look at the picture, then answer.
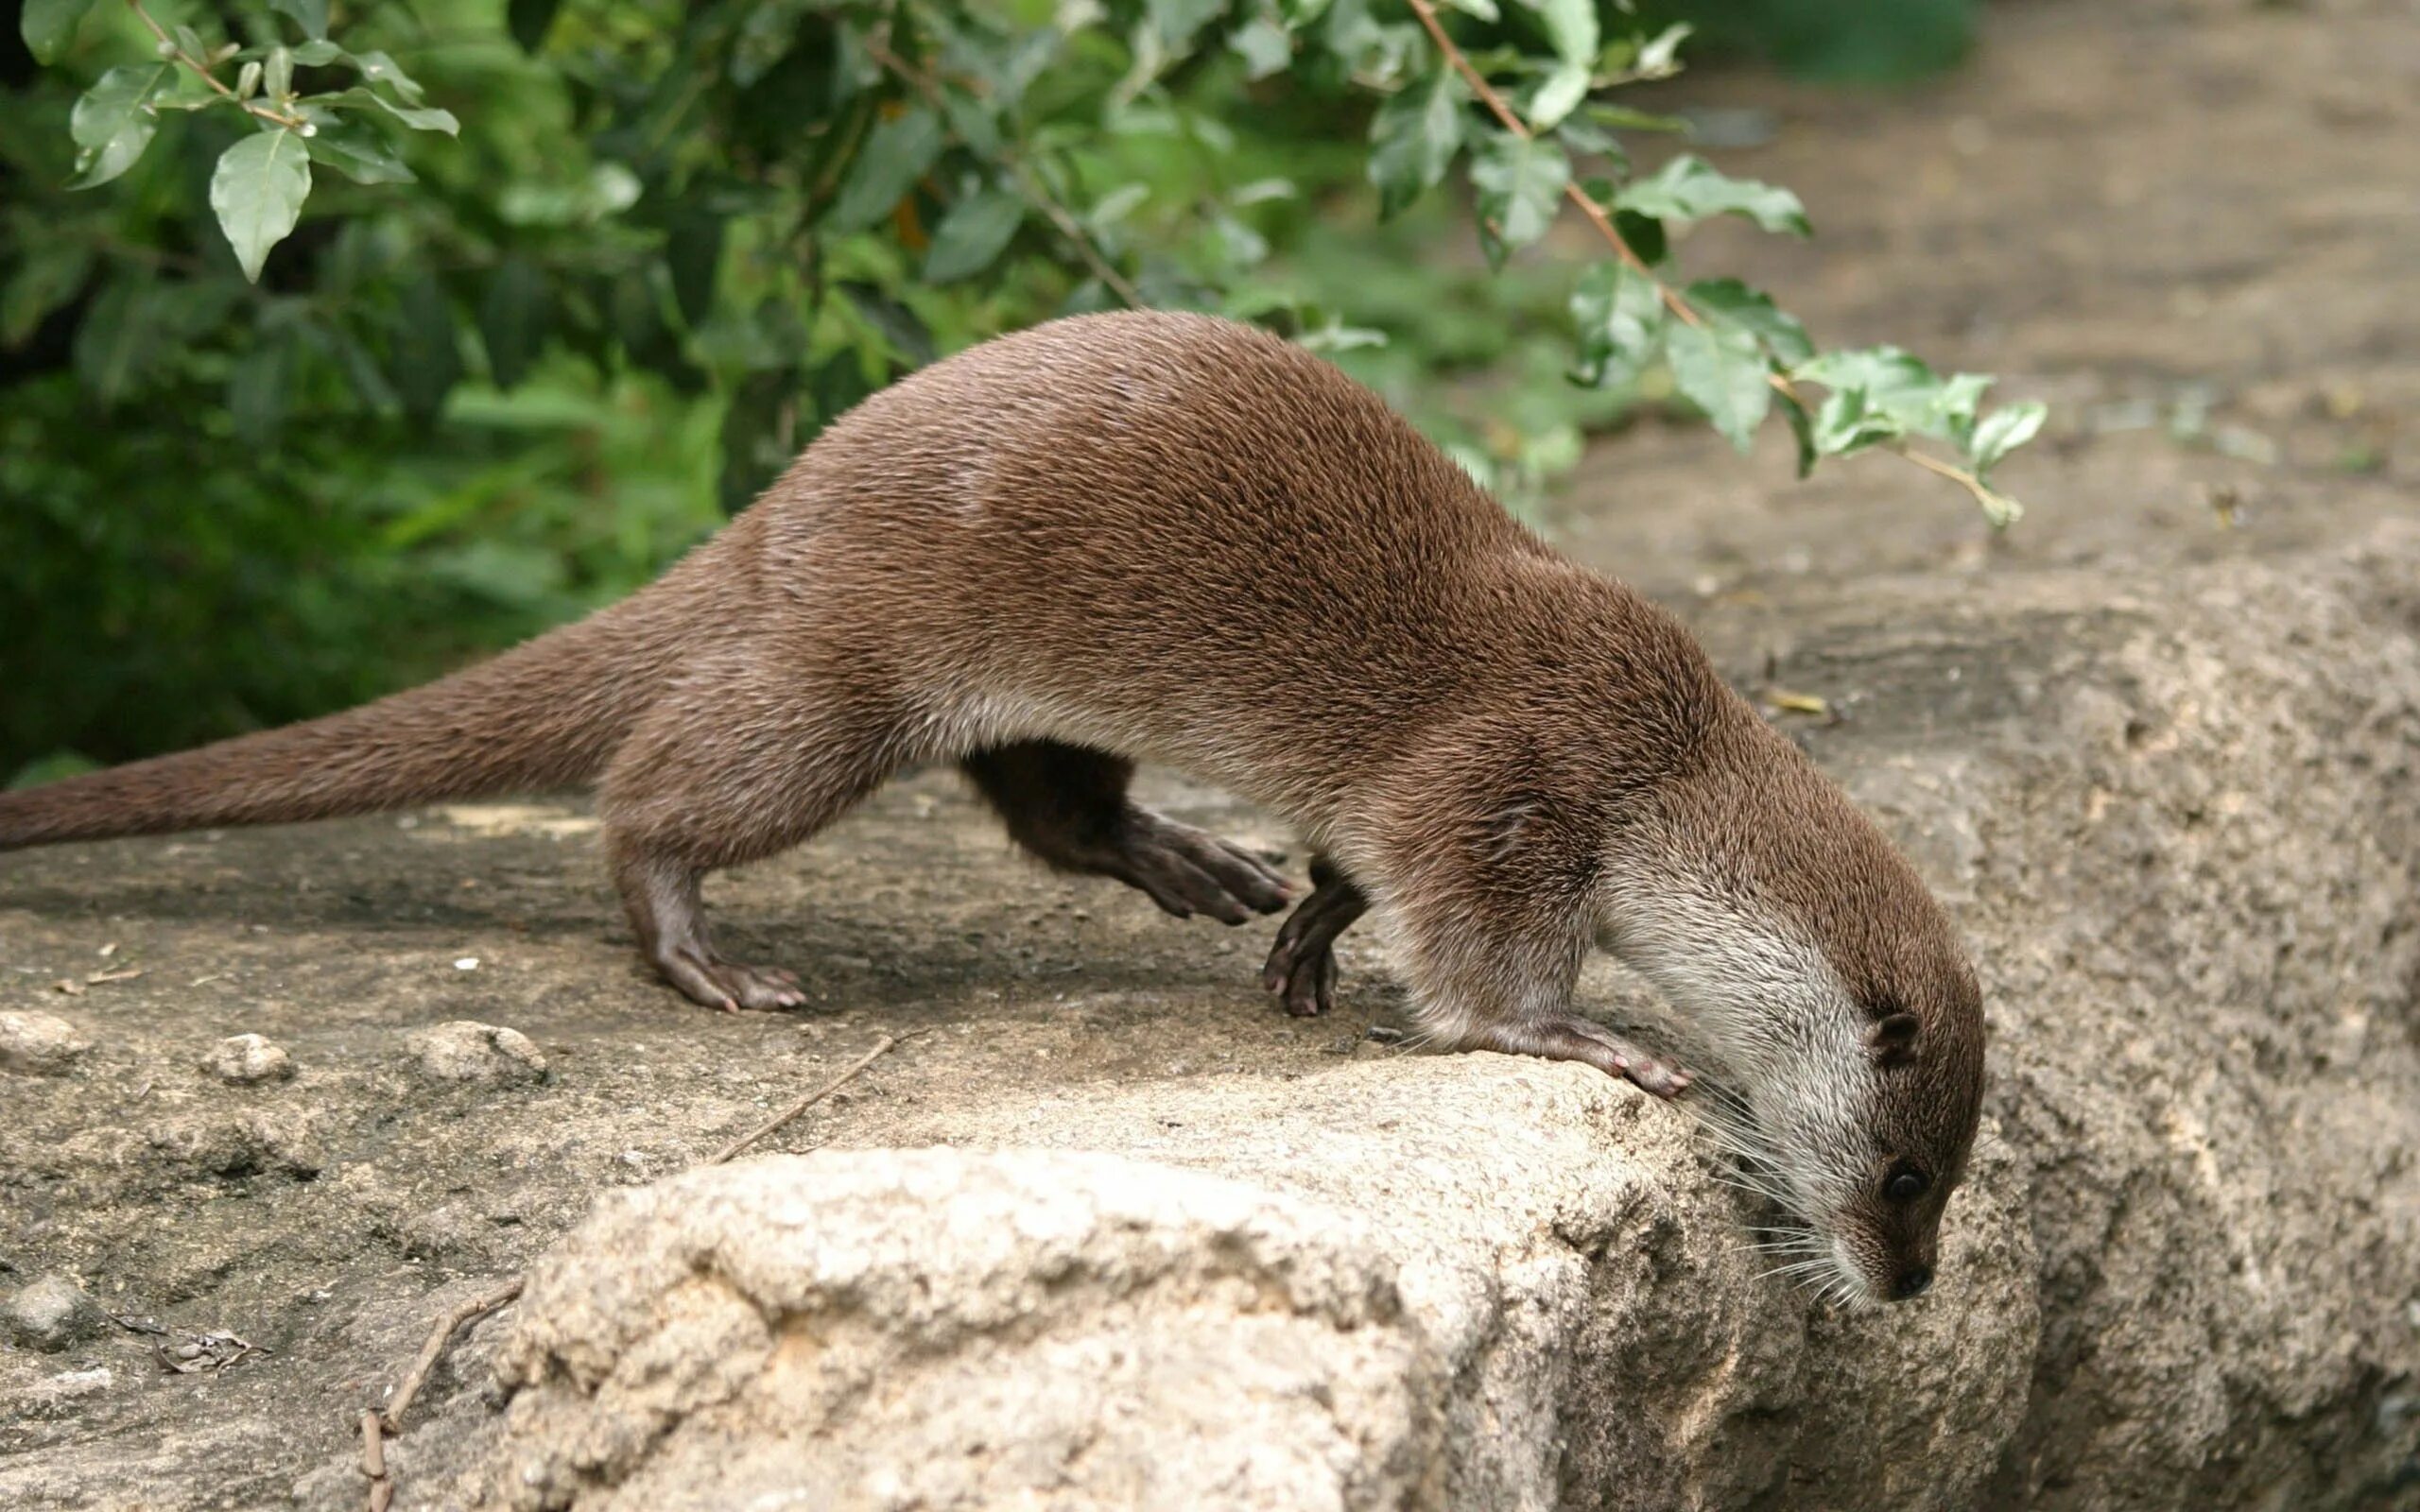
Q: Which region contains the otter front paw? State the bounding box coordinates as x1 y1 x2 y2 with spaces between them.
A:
1470 1015 1693 1097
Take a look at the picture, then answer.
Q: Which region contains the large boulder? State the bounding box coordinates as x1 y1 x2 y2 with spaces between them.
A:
421 525 2420 1509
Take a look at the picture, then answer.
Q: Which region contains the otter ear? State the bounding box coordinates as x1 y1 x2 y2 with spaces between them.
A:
1870 1012 1921 1066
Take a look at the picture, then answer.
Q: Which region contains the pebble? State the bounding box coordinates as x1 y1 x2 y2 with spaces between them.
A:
4 1274 106 1352
0 1010 91 1075
406 1021 547 1085
203 1033 294 1085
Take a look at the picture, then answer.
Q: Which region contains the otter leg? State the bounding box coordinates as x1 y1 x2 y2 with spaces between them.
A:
1395 876 1693 1097
601 660 907 1012
963 741 1290 924
1259 855 1368 1018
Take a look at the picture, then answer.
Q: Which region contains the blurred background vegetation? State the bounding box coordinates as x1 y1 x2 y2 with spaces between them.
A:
0 0 1979 782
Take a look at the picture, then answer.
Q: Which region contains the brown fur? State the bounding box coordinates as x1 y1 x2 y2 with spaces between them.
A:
0 312 1984 1297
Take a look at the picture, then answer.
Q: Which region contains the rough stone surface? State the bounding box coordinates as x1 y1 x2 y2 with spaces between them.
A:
385 528 2418 1512
202 1032 294 1085
0 1010 89 1075
4 1276 106 1353
406 1021 547 1085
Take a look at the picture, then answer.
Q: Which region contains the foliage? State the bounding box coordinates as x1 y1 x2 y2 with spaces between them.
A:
4 0 2036 775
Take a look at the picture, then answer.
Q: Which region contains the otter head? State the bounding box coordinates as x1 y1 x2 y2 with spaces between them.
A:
1598 721 1985 1306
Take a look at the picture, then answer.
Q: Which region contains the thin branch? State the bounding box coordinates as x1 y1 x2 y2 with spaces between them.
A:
124 0 309 131
862 38 1147 309
383 1279 526 1432
710 1032 913 1164
363 1277 525 1511
1404 0 2002 510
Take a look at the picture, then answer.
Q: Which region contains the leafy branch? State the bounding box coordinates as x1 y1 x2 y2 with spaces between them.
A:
858 32 1147 310
16 0 2047 526
121 0 307 131
1399 0 2042 524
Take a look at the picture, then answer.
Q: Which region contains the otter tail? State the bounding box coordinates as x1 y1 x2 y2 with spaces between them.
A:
0 550 718 850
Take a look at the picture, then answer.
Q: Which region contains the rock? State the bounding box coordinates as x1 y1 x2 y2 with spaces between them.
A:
398 524 2420 1512
0 1010 90 1075
406 1022 547 1085
203 1033 293 1085
4 1366 113 1423
444 1095 2037 1512
4 1274 106 1352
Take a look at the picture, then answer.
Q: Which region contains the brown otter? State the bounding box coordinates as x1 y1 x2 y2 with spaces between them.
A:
0 312 1983 1301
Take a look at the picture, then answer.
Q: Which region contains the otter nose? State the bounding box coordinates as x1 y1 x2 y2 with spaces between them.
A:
1891 1264 1933 1300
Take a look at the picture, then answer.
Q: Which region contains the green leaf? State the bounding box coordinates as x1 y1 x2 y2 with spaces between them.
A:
1778 391 1818 478
1585 102 1688 134
70 280 159 405
1529 60 1589 131
1967 400 2046 474
1567 260 1666 388
1 242 92 346
1088 183 1150 229
230 311 298 443
838 282 934 367
922 190 1026 284
1556 116 1625 165
824 108 942 232
1685 278 1813 366
666 211 725 326
346 50 424 104
479 259 547 390
268 0 328 41
1791 346 1990 449
1616 153 1810 236
1367 64 1467 219
1634 21 1691 77
306 317 399 411
1809 385 1895 458
1612 207 1665 265
1148 0 1226 51
391 271 462 421
508 0 562 54
361 91 459 135
1521 0 1599 64
209 129 312 283
719 367 798 513
304 121 415 184
67 63 173 189
1438 0 1497 17
263 44 291 101
1468 130 1568 266
1665 318 1772 451
1229 16 1292 79
21 0 93 65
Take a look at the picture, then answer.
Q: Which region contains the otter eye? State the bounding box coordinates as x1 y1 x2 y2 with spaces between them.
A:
1884 1166 1929 1203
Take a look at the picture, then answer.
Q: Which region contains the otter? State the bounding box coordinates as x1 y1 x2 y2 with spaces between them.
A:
0 312 1983 1303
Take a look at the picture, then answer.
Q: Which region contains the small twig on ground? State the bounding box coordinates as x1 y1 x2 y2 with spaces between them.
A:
710 1032 913 1165
361 1277 525 1511
358 1412 389 1512
384 1279 526 1431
